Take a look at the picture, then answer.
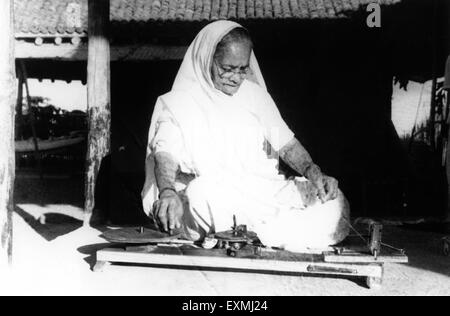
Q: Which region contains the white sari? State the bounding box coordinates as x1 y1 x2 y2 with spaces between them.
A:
142 20 349 250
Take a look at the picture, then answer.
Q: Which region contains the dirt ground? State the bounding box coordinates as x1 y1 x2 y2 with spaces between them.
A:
1 176 449 296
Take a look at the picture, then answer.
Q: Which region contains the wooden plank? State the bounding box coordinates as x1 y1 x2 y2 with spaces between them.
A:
85 0 111 223
14 41 188 61
0 0 15 267
110 45 187 61
329 236 409 263
96 247 383 278
323 252 408 264
15 41 88 60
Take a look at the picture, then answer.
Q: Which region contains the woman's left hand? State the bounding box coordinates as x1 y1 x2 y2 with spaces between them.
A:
305 164 339 202
320 175 339 202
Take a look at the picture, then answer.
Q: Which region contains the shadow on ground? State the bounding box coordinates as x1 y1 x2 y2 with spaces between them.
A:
77 243 115 270
15 205 83 241
382 225 450 277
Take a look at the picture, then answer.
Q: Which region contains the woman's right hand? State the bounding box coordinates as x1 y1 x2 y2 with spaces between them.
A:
152 189 184 234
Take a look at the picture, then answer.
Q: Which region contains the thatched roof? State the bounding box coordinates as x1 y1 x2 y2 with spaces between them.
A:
13 0 449 84
14 0 400 37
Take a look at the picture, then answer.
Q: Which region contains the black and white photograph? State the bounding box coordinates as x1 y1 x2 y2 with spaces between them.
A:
0 0 449 298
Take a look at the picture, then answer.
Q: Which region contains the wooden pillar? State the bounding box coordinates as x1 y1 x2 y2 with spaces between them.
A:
85 0 110 224
0 0 16 267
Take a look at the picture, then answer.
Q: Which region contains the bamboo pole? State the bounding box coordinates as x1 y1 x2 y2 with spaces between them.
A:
0 0 16 267
85 0 111 224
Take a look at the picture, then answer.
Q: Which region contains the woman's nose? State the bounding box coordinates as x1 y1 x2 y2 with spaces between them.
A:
229 72 243 84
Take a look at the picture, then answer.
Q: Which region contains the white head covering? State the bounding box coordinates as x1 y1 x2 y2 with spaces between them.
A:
147 20 271 170
172 20 267 98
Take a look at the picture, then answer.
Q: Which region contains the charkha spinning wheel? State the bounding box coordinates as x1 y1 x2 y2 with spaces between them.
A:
213 215 260 257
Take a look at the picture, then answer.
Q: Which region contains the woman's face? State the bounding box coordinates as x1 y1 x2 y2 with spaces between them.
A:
211 40 252 96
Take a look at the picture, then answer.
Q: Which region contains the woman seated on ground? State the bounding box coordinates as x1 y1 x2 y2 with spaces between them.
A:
142 20 349 251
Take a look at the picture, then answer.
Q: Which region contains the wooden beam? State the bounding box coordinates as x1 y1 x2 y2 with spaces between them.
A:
14 41 187 61
95 247 384 281
0 0 15 267
15 33 88 39
111 45 187 61
15 41 87 60
85 0 111 224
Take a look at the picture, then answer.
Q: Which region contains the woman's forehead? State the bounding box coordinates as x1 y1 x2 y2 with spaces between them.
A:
214 41 251 65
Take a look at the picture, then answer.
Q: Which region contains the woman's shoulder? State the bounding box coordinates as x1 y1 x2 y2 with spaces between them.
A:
240 79 271 101
157 89 201 117
158 90 194 104
239 79 273 109
241 79 266 93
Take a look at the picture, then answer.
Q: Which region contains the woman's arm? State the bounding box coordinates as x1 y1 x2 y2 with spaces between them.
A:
151 151 184 234
279 137 338 202
154 151 178 193
278 138 313 175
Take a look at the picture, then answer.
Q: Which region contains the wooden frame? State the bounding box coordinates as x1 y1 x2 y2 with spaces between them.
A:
94 246 387 289
15 41 187 61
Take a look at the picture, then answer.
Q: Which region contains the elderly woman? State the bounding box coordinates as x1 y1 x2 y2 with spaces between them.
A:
142 20 349 251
